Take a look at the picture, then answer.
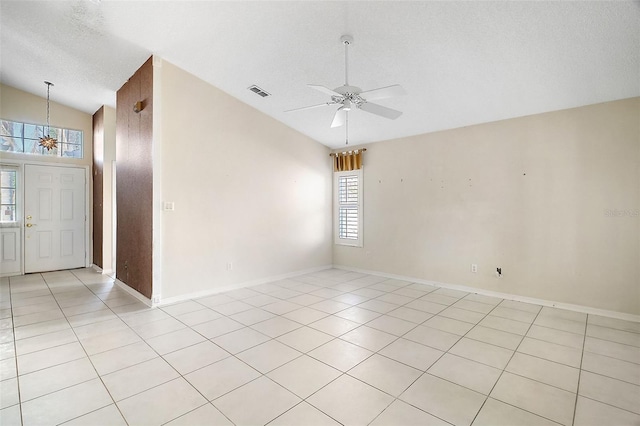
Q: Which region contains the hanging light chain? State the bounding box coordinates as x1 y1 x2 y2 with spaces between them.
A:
45 81 53 136
39 81 58 151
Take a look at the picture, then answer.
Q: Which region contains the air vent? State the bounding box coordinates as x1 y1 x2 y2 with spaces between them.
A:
248 85 271 98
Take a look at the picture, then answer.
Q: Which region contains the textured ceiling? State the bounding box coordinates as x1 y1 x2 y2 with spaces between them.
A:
1 1 639 149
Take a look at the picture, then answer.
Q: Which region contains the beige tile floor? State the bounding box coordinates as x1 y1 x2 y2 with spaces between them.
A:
1 268 639 425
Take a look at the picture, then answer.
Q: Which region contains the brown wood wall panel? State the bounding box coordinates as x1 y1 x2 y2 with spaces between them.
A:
92 107 104 269
116 57 154 298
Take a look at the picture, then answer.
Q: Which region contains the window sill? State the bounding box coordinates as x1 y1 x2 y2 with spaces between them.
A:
334 241 363 248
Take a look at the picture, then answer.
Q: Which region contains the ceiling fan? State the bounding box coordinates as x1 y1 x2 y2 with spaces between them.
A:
285 35 406 129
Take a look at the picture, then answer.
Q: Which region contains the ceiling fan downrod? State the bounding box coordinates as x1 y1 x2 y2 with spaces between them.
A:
341 35 353 87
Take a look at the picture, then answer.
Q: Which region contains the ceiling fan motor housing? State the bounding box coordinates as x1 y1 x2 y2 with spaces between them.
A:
332 85 366 109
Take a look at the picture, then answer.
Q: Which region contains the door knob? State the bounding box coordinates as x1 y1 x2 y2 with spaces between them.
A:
26 223 36 228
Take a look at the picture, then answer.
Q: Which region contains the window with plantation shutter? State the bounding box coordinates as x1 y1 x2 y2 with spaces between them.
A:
334 169 362 247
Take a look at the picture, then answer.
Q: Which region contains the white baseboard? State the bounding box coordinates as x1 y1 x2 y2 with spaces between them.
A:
156 264 333 306
333 264 640 323
113 278 154 307
90 264 114 275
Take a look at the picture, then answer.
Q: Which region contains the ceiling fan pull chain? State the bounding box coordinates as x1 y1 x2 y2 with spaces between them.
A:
345 112 349 145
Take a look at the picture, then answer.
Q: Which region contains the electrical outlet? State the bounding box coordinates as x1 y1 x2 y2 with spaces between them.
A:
226 262 233 271
496 267 502 277
471 264 477 273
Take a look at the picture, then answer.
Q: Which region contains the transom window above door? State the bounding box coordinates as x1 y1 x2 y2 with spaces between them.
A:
1 119 83 158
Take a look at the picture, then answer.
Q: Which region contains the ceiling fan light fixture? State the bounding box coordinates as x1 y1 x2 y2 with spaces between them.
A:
285 33 405 146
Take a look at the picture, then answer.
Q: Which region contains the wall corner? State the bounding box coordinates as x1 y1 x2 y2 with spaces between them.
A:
152 55 164 301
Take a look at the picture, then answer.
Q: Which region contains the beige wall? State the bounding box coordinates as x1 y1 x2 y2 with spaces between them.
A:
3 81 637 315
335 98 640 315
0 84 92 166
157 60 332 299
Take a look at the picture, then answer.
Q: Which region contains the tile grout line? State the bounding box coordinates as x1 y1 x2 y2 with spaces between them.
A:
44 270 157 423
71 271 231 425
581 333 640 351
571 314 589 426
575 394 640 417
44 270 131 426
8 275 95 414
196 274 421 424
367 292 508 426
77 293 232 424
6 275 25 426
467 301 548 426
214 281 499 424
1 274 456 426
115 274 638 424
466 306 600 425
264 399 344 426
8 269 639 426
160 271 372 425
153 275 363 424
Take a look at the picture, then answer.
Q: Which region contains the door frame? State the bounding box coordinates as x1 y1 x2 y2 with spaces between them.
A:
0 159 91 276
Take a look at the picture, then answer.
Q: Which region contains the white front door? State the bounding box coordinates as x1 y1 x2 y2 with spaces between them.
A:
24 165 86 273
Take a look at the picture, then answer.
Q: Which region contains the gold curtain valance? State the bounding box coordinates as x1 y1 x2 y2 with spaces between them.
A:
330 148 366 172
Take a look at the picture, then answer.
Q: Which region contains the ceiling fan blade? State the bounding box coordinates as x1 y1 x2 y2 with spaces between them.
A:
331 107 347 128
308 84 343 97
284 102 336 113
359 102 403 120
359 84 406 101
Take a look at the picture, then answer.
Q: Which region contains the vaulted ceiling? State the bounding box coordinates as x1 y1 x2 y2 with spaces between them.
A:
1 1 639 148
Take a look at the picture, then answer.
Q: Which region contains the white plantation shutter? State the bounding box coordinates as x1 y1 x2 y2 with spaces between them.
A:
338 175 359 240
334 170 362 246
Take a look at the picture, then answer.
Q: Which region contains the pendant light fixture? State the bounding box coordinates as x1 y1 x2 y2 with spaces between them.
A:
39 81 58 151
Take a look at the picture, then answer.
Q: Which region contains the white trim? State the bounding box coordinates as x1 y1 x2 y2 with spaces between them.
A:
0 163 23 275
84 165 91 268
114 278 153 307
156 264 333 306
90 264 113 275
333 264 640 323
151 55 163 302
111 160 117 277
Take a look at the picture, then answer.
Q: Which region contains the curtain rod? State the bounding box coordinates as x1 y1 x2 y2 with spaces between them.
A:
329 148 367 157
